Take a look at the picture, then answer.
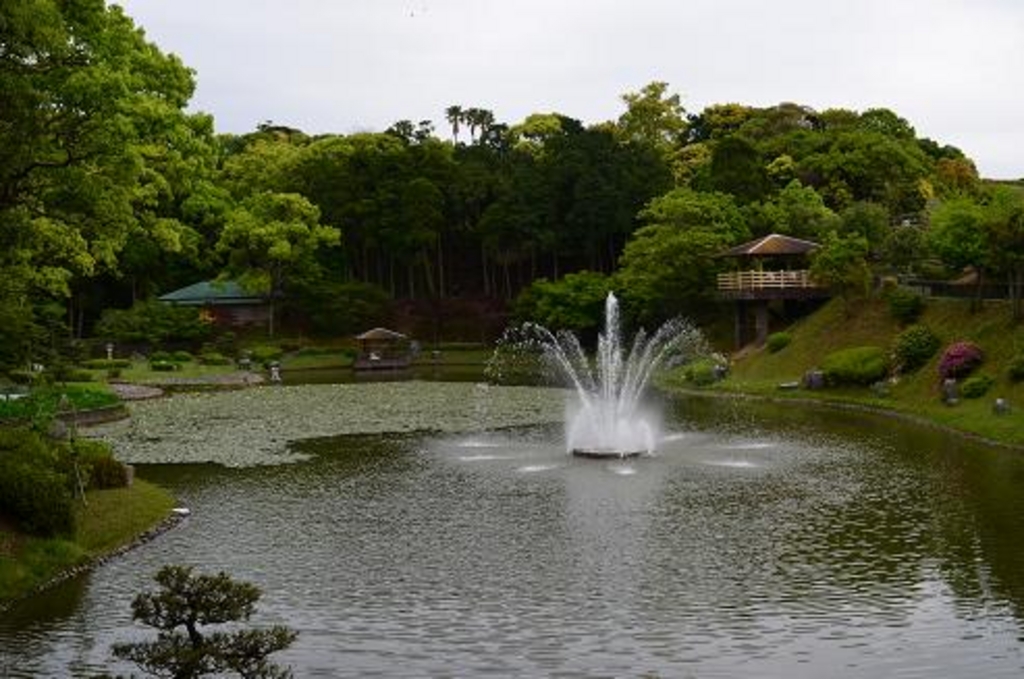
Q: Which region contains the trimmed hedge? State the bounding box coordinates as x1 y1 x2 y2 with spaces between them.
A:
821 346 888 386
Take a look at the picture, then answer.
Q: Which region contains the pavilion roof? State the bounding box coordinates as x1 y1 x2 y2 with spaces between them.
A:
158 280 263 306
720 233 820 258
355 327 407 341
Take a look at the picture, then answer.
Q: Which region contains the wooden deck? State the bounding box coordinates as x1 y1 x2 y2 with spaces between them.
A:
353 355 411 371
717 269 830 300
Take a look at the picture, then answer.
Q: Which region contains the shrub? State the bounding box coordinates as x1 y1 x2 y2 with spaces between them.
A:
821 346 888 386
170 350 194 363
1007 353 1024 382
681 357 727 387
249 345 284 366
960 374 995 399
885 287 925 324
150 360 177 372
95 299 212 345
766 332 792 353
891 324 940 374
938 341 983 380
72 439 128 489
82 358 132 370
199 351 233 366
0 428 75 536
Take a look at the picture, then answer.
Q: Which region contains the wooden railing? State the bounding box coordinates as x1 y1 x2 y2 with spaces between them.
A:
717 269 822 292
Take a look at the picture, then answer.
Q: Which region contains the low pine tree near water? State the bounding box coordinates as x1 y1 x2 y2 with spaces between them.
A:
113 565 296 679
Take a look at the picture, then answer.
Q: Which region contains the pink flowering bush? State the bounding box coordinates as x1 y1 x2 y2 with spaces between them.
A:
937 341 983 380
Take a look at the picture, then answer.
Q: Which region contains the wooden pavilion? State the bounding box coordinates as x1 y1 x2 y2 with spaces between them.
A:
717 234 830 347
353 327 412 370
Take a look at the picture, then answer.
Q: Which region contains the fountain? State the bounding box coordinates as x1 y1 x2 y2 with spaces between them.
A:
491 293 707 457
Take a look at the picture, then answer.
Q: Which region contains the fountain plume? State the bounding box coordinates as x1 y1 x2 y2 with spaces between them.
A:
489 293 707 456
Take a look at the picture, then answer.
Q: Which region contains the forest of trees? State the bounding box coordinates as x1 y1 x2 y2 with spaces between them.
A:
3 0 1023 370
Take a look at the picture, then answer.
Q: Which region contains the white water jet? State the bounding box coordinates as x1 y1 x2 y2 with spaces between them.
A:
491 293 707 457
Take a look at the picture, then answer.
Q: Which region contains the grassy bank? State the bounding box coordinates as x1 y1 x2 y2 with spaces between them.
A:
0 479 176 605
666 296 1024 447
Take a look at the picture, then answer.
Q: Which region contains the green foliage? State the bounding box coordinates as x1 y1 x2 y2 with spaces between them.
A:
885 287 926 324
112 565 297 679
891 324 941 374
73 439 128 490
960 374 995 399
1007 352 1024 382
682 358 723 387
199 351 233 366
291 280 391 337
821 346 888 386
513 271 612 334
810 232 871 304
248 346 284 366
150 360 177 372
171 350 194 363
95 300 213 345
0 429 75 537
766 332 792 353
82 359 132 370
0 384 120 423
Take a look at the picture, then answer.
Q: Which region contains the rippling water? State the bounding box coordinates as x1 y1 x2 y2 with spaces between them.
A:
3 395 1024 677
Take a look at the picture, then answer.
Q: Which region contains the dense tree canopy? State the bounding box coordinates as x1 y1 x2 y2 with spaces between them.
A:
1 0 1014 366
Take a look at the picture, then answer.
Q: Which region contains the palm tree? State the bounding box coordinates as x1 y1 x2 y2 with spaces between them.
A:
445 105 463 144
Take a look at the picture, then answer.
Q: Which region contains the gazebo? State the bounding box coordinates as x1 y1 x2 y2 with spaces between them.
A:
717 234 830 347
353 327 412 370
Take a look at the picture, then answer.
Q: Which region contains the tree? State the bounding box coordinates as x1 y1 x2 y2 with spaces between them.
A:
980 186 1024 320
513 271 613 336
619 188 747 326
616 82 687 152
810 232 871 310
113 565 296 679
217 192 341 335
928 195 988 308
0 0 211 302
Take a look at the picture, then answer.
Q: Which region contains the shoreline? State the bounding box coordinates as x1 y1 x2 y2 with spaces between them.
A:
0 509 186 614
662 384 1024 453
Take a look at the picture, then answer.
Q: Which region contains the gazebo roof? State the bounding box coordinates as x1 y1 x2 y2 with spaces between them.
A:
158 280 263 306
720 234 820 258
355 327 407 341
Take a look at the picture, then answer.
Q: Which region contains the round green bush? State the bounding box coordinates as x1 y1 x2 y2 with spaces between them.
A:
150 360 177 372
821 346 888 386
766 332 792 353
891 324 940 374
170 350 194 363
960 374 995 399
885 287 925 324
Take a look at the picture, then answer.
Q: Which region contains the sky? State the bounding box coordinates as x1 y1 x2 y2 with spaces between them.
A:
115 0 1024 179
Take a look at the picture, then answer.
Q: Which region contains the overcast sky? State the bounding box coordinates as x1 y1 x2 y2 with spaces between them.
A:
116 0 1023 179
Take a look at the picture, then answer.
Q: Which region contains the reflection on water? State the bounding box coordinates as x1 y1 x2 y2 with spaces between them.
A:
3 396 1024 677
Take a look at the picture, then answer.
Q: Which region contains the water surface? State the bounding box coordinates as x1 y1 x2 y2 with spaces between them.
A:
2 394 1024 677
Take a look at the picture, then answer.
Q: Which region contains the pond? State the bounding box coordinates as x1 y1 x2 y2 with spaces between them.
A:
2 388 1024 677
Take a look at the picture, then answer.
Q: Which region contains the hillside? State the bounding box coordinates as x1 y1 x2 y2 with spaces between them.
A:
681 296 1024 447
